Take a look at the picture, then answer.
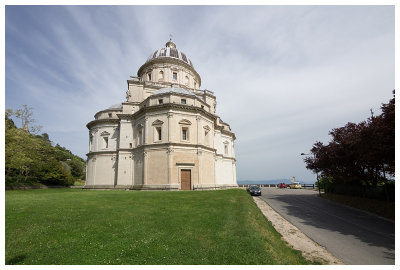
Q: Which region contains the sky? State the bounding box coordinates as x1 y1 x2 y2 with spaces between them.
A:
4 5 395 183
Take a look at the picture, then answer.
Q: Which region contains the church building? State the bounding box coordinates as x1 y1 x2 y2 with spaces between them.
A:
85 39 237 190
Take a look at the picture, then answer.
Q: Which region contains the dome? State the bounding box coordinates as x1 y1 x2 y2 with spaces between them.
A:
108 103 123 109
154 86 196 96
145 39 194 68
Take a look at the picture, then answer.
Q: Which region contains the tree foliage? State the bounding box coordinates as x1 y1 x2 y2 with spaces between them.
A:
5 106 86 186
304 91 395 194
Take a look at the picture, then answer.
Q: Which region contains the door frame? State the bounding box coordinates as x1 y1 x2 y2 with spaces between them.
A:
179 167 192 190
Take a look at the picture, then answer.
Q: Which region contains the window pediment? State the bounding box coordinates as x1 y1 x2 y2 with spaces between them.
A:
203 125 211 132
179 119 192 125
100 131 110 136
152 119 164 126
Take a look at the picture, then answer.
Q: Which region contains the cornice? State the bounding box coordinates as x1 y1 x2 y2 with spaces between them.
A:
132 103 216 121
87 143 216 157
126 79 214 99
86 118 120 129
215 154 236 161
151 91 210 108
132 143 216 153
94 108 123 119
87 150 118 157
221 129 236 140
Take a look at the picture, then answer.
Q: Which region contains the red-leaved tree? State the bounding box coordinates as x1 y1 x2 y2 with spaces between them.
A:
304 91 395 192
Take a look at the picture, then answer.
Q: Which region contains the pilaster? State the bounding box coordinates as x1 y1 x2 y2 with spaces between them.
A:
167 147 174 184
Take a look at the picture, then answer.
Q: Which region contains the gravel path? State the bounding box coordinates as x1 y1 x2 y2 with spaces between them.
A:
253 196 343 265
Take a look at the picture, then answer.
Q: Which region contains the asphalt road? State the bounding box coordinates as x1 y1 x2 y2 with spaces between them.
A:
259 188 395 265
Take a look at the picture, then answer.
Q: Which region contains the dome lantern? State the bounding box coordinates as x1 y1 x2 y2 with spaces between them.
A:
165 38 176 48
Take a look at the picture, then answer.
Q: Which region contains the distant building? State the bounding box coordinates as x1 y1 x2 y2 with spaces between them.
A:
86 39 237 190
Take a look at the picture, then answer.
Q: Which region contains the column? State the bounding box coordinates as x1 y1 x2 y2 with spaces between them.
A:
196 115 201 145
167 112 173 142
197 150 202 189
167 147 173 185
144 116 148 144
130 153 135 186
143 151 147 185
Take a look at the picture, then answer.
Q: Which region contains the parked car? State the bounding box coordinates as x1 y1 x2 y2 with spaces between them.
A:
279 183 288 188
289 182 302 189
247 185 262 196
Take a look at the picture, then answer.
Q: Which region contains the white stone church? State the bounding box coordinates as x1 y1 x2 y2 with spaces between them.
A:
85 39 237 190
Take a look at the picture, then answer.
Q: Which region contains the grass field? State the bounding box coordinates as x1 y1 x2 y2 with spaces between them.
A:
5 188 312 265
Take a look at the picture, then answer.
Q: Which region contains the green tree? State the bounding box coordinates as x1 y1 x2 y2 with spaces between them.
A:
5 115 35 183
68 159 85 179
5 106 86 186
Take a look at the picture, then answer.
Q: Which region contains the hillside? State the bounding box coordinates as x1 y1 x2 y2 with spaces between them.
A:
5 114 85 186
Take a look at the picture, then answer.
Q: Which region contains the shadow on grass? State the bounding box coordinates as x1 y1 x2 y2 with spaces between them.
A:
6 254 27 265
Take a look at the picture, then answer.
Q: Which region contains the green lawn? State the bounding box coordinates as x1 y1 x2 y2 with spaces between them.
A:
5 188 311 265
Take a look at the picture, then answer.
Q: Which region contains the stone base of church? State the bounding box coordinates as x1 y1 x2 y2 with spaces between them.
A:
128 184 180 190
83 185 116 189
83 183 238 190
193 184 239 190
83 184 180 190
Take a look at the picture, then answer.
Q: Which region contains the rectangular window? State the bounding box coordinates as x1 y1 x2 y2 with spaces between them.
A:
138 130 143 145
148 73 152 81
173 72 177 81
181 99 186 105
104 137 109 149
156 127 162 141
108 113 112 118
89 135 93 152
158 99 163 104
204 130 209 146
182 128 188 141
224 144 228 155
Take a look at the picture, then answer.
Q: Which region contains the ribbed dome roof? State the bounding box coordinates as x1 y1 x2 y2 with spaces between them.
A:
145 39 194 68
154 86 196 96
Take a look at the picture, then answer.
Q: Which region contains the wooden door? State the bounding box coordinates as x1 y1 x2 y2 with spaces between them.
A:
181 169 191 190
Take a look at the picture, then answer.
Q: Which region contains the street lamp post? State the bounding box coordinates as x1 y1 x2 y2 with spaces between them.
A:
301 152 321 196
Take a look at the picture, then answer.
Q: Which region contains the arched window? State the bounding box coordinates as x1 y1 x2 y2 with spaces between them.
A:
185 76 189 86
159 70 164 81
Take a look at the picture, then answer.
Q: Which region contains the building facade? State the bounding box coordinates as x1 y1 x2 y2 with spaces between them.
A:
85 40 237 190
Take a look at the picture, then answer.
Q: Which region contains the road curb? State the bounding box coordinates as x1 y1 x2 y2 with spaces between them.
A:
253 196 344 265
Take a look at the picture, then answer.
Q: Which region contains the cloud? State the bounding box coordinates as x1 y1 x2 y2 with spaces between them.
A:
5 6 394 182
